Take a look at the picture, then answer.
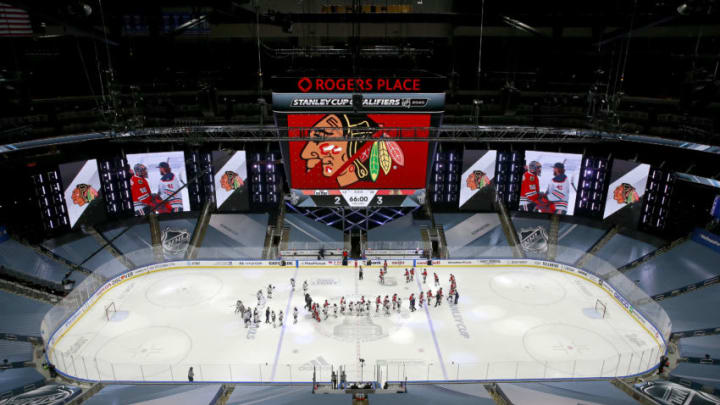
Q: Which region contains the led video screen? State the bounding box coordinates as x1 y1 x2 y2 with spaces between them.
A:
520 151 582 216
60 159 102 228
603 160 650 219
126 151 190 216
213 150 249 211
287 113 430 190
459 150 497 209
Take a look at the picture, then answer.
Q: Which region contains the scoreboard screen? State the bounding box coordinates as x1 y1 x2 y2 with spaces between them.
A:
286 113 431 190
272 76 445 207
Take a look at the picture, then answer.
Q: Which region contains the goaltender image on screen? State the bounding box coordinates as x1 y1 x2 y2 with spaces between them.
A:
213 150 249 211
126 151 190 216
459 150 497 209
520 151 581 216
287 113 430 189
603 160 650 219
60 159 103 228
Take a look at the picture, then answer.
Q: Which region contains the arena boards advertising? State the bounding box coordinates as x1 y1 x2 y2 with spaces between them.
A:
45 257 668 373
126 151 191 215
519 151 582 216
59 159 103 228
603 159 651 219
212 150 249 211
459 149 497 210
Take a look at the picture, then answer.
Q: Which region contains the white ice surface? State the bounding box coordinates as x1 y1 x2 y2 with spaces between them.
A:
50 265 663 383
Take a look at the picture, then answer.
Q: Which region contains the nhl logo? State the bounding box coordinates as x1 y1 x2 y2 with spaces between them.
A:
401 98 412 108
161 227 190 258
518 226 549 253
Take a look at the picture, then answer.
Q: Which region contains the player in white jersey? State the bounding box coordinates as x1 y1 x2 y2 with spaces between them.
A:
546 162 570 214
156 162 183 213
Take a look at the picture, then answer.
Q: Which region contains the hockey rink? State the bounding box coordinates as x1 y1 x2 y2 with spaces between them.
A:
48 263 665 383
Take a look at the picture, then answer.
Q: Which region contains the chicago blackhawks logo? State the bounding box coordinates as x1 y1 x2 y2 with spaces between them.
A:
220 171 244 192
71 184 98 206
613 183 640 205
300 113 405 188
466 170 491 190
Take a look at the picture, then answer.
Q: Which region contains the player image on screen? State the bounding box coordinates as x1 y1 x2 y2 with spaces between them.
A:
520 151 581 216
127 152 190 216
287 113 429 190
60 159 104 228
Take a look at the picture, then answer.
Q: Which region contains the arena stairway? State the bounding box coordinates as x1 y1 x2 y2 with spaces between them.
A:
499 381 640 405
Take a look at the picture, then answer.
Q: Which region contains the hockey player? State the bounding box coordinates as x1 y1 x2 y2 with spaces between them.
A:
383 260 388 273
235 300 244 314
303 280 309 293
419 291 425 307
130 163 154 215
434 273 439 286
257 290 264 304
340 296 345 306
392 294 398 310
290 278 295 290
520 160 542 212
397 297 402 313
422 269 428 284
349 301 354 315
379 271 385 285
333 303 338 317
267 284 274 299
265 307 271 324
322 306 329 320
384 301 391 316
365 300 370 313
376 296 381 312
253 308 259 324
340 302 346 315
243 309 251 328
427 290 433 305
271 310 276 327
383 295 389 309
293 307 299 324
435 288 443 307
279 310 284 326
410 268 415 281
156 162 184 213
546 162 570 214
404 269 410 283
449 274 455 284
324 299 330 310
409 294 415 312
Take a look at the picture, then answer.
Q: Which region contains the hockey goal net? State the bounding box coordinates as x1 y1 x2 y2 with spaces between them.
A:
594 299 607 318
105 302 117 321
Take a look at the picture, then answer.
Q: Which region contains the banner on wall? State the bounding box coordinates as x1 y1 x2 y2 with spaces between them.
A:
603 160 650 219
213 150 249 211
691 227 720 254
59 159 103 228
459 150 497 209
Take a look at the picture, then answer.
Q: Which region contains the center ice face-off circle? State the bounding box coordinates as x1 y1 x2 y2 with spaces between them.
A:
144 274 223 308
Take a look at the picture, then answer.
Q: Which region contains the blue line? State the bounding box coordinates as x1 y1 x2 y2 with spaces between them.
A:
270 266 300 381
415 273 448 379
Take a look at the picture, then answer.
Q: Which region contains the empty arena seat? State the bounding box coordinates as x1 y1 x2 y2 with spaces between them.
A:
555 222 607 264
499 381 639 405
0 291 51 336
0 239 71 284
284 214 343 244
679 335 720 359
659 284 720 332
83 384 222 405
625 241 720 297
584 233 660 270
0 368 45 398
0 340 33 363
201 213 269 259
670 363 720 390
